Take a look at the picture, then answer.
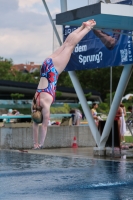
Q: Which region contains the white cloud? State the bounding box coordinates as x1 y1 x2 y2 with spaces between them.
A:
0 0 88 64
0 25 53 64
18 0 41 8
0 0 60 64
18 0 54 9
18 0 57 14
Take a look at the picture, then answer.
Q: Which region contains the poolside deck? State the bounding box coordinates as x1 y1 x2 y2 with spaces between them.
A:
9 146 132 162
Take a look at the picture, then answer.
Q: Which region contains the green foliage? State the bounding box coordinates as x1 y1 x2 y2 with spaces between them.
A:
0 57 39 83
11 93 25 100
50 103 70 114
0 58 13 80
1 57 133 104
57 71 73 87
98 102 109 114
17 108 31 115
32 69 40 77
50 107 68 114
58 67 125 100
104 92 115 104
63 103 70 112
56 91 62 97
85 92 92 98
125 136 133 143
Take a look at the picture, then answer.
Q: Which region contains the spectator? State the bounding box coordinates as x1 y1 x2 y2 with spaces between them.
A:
120 103 126 143
126 106 133 134
127 106 133 113
70 109 82 125
12 109 20 115
126 106 133 148
2 109 18 124
7 109 13 123
114 106 122 143
75 109 82 125
91 103 99 126
82 111 85 120
8 109 13 115
12 109 20 122
70 109 76 125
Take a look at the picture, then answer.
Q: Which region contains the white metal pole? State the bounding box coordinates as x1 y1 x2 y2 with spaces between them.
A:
110 67 114 156
104 0 111 3
42 0 62 46
60 0 67 11
60 0 101 146
110 67 112 108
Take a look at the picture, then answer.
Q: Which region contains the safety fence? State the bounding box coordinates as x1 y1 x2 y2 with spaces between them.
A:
0 114 72 122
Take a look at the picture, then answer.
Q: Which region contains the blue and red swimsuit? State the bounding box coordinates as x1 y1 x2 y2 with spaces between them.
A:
36 58 59 102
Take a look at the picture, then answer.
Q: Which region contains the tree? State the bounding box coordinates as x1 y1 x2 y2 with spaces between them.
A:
56 91 62 97
11 93 25 100
0 57 40 84
1 56 133 102
0 58 13 80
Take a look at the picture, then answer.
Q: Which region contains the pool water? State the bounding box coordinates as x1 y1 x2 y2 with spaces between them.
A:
0 150 133 200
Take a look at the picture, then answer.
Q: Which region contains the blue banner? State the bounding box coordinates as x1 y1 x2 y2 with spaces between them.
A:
63 0 133 71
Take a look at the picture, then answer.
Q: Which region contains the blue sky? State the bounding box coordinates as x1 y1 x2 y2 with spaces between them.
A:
0 0 121 64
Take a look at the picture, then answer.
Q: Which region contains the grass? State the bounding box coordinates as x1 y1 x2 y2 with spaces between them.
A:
125 136 133 143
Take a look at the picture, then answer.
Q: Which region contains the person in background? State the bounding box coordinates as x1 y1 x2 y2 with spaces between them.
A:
75 109 82 125
70 109 76 125
70 109 82 126
8 109 13 115
119 103 126 143
126 105 133 135
82 111 85 120
127 106 133 113
31 19 96 149
7 109 13 123
2 109 13 124
114 106 122 143
12 109 20 115
91 103 99 126
126 106 133 148
12 109 20 122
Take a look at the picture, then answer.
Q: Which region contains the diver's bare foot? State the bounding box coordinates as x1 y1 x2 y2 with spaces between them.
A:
83 19 96 30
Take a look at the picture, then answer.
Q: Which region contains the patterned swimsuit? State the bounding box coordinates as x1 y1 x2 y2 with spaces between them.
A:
36 58 59 102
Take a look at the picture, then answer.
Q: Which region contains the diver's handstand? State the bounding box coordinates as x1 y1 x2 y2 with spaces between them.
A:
32 19 96 149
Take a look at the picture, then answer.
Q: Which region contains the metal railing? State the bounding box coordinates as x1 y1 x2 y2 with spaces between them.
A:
0 114 72 121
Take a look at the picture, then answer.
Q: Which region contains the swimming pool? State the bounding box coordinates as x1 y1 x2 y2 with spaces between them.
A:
0 150 133 200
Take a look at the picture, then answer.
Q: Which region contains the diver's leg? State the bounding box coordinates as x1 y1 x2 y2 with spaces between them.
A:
39 110 49 148
51 20 96 74
33 122 39 149
49 20 95 63
49 23 85 58
39 102 51 148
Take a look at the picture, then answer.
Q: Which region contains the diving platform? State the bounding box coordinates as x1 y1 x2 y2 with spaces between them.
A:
56 2 133 30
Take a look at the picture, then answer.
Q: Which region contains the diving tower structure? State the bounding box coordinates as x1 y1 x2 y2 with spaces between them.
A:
42 0 133 149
